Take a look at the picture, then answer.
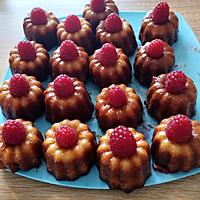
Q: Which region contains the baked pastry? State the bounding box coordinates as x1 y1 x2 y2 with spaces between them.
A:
44 74 93 123
9 41 50 82
146 71 197 121
139 1 178 45
96 84 143 131
23 7 59 50
151 114 200 173
0 119 43 172
50 40 89 82
97 125 150 193
89 43 132 88
134 39 175 86
43 119 97 180
96 13 137 56
83 0 119 31
57 15 96 55
0 74 44 121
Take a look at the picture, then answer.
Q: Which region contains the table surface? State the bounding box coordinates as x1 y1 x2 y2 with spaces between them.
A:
0 0 200 199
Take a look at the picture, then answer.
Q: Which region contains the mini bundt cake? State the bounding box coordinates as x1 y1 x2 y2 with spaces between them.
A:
89 43 132 88
134 39 175 86
50 40 89 82
0 74 44 121
139 1 178 45
44 74 93 123
146 71 197 121
97 125 150 193
9 41 50 82
96 84 143 131
0 119 43 172
83 0 119 31
96 13 137 56
57 15 96 55
151 114 200 173
43 119 97 180
23 7 59 50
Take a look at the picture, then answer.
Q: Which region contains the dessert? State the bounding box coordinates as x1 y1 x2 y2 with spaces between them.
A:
146 71 197 121
44 74 93 123
9 41 50 82
43 119 97 180
134 39 175 86
50 40 89 82
151 114 200 172
23 7 59 50
139 1 178 45
57 15 96 55
0 119 43 172
83 0 119 31
96 84 143 131
0 74 44 121
89 43 132 88
97 125 150 192
96 13 137 56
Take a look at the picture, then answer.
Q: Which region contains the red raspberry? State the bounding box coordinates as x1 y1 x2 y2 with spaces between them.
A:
64 15 81 33
166 114 192 144
9 74 30 97
165 71 187 94
91 0 105 12
2 120 26 146
55 126 77 148
109 126 137 158
146 39 164 59
108 85 127 107
18 41 37 61
60 40 79 61
96 43 117 66
152 1 169 24
105 13 122 33
53 75 75 98
30 7 47 25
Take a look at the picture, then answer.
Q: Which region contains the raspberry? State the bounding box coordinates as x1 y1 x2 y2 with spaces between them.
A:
96 43 117 66
30 7 47 25
60 40 79 61
18 41 36 61
145 39 164 59
53 75 75 98
152 1 169 24
55 126 77 148
64 15 81 33
108 85 127 107
105 13 122 33
165 71 187 94
166 114 192 144
9 74 30 97
91 0 105 12
2 120 26 146
109 126 137 158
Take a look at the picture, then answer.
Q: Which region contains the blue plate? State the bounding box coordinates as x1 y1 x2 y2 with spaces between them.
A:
1 12 200 189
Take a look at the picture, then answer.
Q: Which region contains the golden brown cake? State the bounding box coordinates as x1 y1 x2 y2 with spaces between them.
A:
23 7 59 50
89 43 132 88
0 119 43 172
9 41 50 82
96 84 143 131
42 119 97 180
0 74 44 121
151 115 200 173
83 0 119 31
44 74 93 123
97 125 151 193
50 40 89 82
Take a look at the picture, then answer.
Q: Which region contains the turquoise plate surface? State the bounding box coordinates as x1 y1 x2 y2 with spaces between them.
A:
1 12 200 189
